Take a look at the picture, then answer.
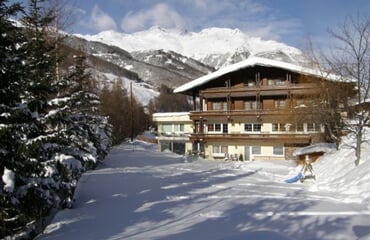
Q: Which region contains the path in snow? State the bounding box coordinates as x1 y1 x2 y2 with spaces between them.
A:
38 141 370 240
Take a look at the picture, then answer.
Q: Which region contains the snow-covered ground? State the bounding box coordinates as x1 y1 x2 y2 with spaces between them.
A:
38 140 370 240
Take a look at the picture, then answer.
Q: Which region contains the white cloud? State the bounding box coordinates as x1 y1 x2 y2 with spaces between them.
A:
185 0 300 41
120 3 186 32
90 4 117 32
116 0 300 43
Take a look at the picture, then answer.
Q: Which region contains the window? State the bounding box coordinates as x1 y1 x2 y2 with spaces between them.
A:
252 146 261 155
274 99 286 109
161 124 172 133
273 146 284 155
174 124 184 132
244 100 257 111
252 101 257 109
213 102 227 111
223 124 228 134
254 124 262 132
244 101 250 111
272 123 287 132
276 79 285 85
296 123 304 132
307 123 315 132
244 123 261 132
244 124 252 132
213 102 221 110
213 145 228 154
272 123 279 132
208 123 227 133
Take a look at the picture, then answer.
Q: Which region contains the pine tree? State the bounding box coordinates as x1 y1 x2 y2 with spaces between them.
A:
1 0 111 236
0 0 64 236
59 54 111 168
0 0 32 236
45 54 111 208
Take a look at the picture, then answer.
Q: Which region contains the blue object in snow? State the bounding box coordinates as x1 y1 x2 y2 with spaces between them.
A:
284 172 302 183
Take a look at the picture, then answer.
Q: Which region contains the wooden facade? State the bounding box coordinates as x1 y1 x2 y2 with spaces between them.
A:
173 57 347 161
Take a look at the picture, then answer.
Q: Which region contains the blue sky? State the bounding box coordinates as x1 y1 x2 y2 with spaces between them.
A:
13 0 370 50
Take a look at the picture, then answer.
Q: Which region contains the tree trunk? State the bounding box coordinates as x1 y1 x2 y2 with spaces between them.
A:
355 130 362 166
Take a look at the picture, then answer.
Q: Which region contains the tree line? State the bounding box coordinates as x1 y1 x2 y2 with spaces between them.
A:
100 82 191 145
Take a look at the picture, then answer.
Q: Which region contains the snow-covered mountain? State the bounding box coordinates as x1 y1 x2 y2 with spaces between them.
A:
61 34 213 105
77 26 304 69
64 26 308 105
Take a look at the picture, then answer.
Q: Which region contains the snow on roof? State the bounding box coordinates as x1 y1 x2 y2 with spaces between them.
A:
174 56 348 94
293 143 336 157
152 112 190 117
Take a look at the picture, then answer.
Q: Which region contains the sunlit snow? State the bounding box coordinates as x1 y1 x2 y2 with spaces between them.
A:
38 136 370 240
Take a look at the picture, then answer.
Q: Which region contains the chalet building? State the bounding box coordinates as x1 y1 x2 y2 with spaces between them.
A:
173 56 349 161
152 112 193 154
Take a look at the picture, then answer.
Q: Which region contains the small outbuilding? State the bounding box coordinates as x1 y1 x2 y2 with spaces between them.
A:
293 143 336 164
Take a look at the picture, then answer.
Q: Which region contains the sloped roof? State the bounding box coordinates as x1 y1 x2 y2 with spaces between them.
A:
293 143 336 157
174 56 347 94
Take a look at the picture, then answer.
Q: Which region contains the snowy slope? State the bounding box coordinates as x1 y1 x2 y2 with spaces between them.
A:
93 71 159 106
77 26 304 68
309 130 370 208
38 135 370 240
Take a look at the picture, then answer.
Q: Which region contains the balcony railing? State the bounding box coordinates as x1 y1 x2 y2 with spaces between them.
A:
156 132 191 141
200 83 317 98
189 132 319 144
189 109 294 121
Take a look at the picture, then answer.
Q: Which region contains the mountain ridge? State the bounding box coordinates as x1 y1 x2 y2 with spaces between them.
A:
76 26 304 68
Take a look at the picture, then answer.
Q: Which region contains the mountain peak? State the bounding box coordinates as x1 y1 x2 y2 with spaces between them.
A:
77 26 303 68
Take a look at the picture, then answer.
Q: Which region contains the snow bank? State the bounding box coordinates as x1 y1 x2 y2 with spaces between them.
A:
310 135 370 208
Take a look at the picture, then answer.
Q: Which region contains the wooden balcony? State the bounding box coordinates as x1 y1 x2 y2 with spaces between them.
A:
189 132 318 144
189 109 295 122
200 83 317 98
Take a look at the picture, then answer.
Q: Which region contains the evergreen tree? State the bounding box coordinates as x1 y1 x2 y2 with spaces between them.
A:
0 0 33 236
1 0 64 236
59 55 111 167
0 1 112 236
46 54 111 207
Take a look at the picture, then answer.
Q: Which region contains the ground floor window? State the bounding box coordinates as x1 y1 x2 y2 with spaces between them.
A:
160 141 185 154
273 146 284 155
192 141 205 153
213 145 228 154
251 146 261 155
